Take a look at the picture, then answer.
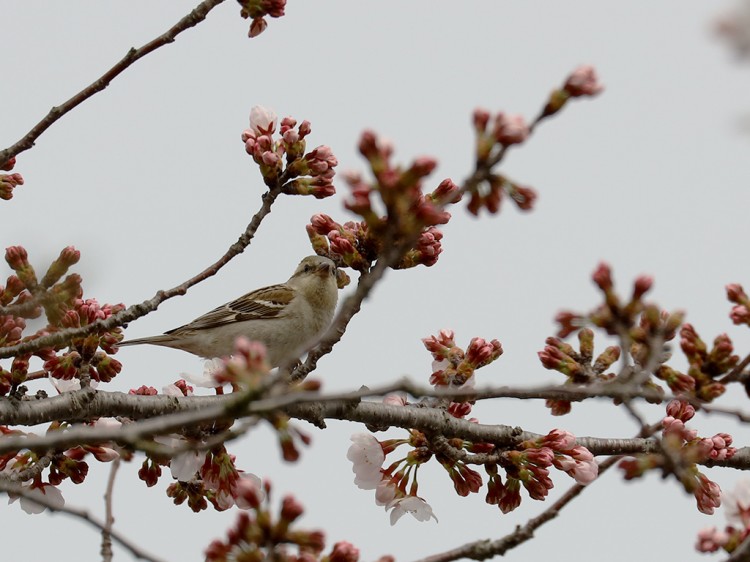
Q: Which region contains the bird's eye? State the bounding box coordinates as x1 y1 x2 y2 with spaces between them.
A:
304 264 312 273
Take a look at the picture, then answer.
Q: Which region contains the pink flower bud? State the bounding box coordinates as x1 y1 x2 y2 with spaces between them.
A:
509 185 537 211
592 262 613 291
280 495 305 522
309 214 339 235
248 17 268 38
412 156 438 176
492 113 530 146
726 283 748 304
431 178 462 203
358 130 380 159
383 393 407 406
543 429 576 450
633 275 653 300
564 65 604 97
129 386 158 395
448 401 473 418
730 304 750 325
261 151 280 166
299 120 312 137
329 541 360 562
1 157 16 171
5 246 29 269
328 231 356 256
665 399 695 422
280 116 297 130
282 128 299 144
472 108 490 132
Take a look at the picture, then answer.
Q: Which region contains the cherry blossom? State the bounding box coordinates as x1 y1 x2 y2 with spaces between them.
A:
724 478 750 528
347 433 385 490
387 495 438 525
249 105 277 135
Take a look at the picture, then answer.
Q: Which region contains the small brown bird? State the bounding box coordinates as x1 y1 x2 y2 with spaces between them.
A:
118 256 338 367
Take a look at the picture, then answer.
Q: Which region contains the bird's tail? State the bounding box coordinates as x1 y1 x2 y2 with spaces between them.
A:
118 335 173 348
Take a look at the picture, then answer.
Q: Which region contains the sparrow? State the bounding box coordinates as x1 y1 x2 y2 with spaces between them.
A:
118 255 338 367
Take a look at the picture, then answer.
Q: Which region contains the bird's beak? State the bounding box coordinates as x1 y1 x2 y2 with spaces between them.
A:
314 262 335 278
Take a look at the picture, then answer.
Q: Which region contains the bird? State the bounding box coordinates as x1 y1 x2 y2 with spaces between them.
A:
118 255 339 367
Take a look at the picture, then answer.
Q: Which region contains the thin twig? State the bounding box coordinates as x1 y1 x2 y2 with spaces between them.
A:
412 456 620 562
0 479 168 562
101 456 121 562
719 351 750 385
0 0 227 166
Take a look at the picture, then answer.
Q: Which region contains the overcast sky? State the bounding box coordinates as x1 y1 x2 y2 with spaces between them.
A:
3 1 750 561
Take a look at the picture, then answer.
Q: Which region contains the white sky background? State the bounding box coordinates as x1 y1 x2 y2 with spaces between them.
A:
3 1 750 560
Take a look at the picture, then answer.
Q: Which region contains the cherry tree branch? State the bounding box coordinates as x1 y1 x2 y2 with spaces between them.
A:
0 479 168 562
0 0 227 166
3 384 748 470
3 377 744 428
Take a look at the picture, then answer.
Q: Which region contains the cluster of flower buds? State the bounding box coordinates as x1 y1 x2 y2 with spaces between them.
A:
565 262 655 336
3 246 84 322
727 283 750 326
554 264 683 381
538 329 620 415
439 456 484 498
1 246 117 394
206 479 359 562
3 417 122 515
695 478 750 554
662 400 736 464
422 329 502 417
466 66 602 217
485 429 597 514
212 336 270 390
307 132 459 272
673 323 736 400
468 109 537 215
465 173 537 216
350 386 598 522
237 0 286 38
542 64 604 118
0 156 23 201
1 247 124 386
242 106 337 197
473 110 530 159
627 303 683 366
620 400 731 515
44 298 125 383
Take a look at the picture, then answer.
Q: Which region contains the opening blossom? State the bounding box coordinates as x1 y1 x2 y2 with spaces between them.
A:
388 495 438 525
3 459 65 515
724 478 750 529
8 483 65 515
249 105 277 135
347 433 385 490
180 358 226 389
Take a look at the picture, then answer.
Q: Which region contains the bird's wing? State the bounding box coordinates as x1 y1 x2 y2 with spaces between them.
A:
165 283 296 334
